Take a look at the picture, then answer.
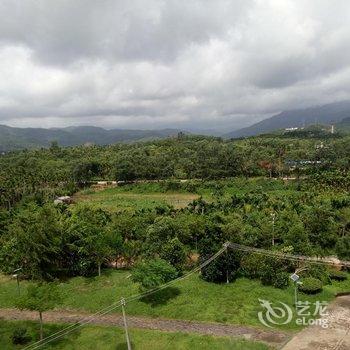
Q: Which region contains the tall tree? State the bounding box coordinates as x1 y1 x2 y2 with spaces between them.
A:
16 283 61 340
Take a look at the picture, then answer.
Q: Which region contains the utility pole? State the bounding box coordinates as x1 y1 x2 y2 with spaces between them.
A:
290 272 304 308
294 281 298 307
226 248 229 284
223 242 229 284
121 297 132 350
271 212 276 246
290 273 299 308
13 268 22 296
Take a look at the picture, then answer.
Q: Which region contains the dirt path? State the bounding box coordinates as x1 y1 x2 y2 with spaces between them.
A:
0 308 290 347
282 295 350 350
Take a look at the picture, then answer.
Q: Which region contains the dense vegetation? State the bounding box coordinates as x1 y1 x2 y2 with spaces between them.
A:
0 133 350 346
1 134 350 280
1 133 350 208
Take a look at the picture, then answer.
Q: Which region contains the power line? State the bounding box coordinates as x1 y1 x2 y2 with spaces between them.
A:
23 246 227 349
23 301 123 350
23 243 350 349
226 242 350 267
124 245 226 304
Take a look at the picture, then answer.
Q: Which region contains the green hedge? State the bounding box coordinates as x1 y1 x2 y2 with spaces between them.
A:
329 269 348 281
299 277 323 294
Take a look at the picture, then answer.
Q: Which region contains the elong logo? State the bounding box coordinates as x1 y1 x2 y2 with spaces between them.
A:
257 299 329 328
258 299 293 327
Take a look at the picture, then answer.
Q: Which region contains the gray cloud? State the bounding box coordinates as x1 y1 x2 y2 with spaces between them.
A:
1 0 350 131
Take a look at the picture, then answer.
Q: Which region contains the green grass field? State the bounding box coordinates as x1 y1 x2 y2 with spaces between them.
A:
72 177 299 212
0 320 270 350
74 186 199 211
1 270 349 331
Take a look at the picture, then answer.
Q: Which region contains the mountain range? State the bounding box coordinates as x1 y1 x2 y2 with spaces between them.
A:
224 100 350 138
1 101 350 151
0 125 183 152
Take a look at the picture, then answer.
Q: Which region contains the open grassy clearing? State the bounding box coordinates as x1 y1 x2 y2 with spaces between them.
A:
72 177 346 215
0 320 270 350
1 270 349 331
73 177 334 210
73 186 199 211
72 177 298 212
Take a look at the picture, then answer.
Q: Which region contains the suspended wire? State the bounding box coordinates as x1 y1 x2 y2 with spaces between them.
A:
23 301 123 350
227 242 350 267
124 245 227 304
23 242 350 349
23 246 227 349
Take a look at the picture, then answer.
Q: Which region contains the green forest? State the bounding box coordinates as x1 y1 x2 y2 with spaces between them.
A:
1 132 350 347
1 133 350 278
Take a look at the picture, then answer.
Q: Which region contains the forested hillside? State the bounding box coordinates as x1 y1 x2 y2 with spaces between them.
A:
1 133 350 209
0 125 183 152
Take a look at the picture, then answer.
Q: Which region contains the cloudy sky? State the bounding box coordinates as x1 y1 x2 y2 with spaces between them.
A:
1 0 350 131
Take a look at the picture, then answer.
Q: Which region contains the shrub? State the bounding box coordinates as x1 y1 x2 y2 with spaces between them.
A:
240 253 289 289
159 237 187 272
301 265 331 285
163 180 181 191
131 259 178 291
11 327 31 345
200 251 240 283
299 277 323 294
240 253 263 279
272 272 290 289
183 181 198 193
329 269 348 281
336 235 350 260
260 267 290 289
154 204 173 215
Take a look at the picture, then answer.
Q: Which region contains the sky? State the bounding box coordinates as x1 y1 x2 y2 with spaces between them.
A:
1 0 350 131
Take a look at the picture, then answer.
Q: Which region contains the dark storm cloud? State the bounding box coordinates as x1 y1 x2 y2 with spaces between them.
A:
0 0 249 64
1 0 350 130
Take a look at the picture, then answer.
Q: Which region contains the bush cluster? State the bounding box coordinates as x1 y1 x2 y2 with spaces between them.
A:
299 277 323 294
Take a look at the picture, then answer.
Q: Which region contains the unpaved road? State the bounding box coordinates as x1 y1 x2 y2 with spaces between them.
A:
282 295 350 350
0 308 289 347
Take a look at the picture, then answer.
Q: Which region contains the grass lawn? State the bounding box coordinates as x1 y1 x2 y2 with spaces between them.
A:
72 177 301 212
76 178 332 211
1 270 349 331
73 186 199 211
0 320 270 350
73 177 342 213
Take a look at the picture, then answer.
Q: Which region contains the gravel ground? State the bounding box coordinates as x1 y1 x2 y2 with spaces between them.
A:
0 308 290 347
282 295 350 350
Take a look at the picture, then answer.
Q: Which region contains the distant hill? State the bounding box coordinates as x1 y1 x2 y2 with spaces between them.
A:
224 101 350 138
0 125 185 152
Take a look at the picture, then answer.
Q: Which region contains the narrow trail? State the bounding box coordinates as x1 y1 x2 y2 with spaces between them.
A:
0 308 290 347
